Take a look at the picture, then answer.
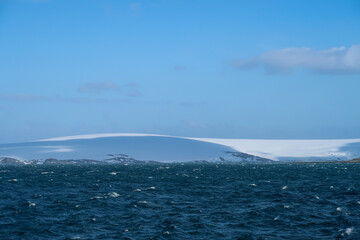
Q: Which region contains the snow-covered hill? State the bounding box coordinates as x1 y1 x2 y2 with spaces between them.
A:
1 133 360 163
0 134 272 163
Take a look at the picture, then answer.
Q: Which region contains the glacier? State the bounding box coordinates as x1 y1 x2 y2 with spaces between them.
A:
1 133 360 163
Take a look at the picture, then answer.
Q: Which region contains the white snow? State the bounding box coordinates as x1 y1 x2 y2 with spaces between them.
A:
187 138 360 160
35 133 167 142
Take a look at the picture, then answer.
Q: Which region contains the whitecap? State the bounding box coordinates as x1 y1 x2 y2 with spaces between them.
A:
7 179 18 182
345 227 353 235
108 192 120 198
315 195 320 200
249 184 257 187
109 172 117 175
336 207 342 212
147 187 156 190
134 189 142 192
283 205 290 209
28 202 36 207
137 201 148 204
41 172 54 174
274 216 280 220
91 196 104 200
282 186 287 190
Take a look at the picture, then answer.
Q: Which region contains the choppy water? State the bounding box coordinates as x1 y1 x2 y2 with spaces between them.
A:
1 163 359 239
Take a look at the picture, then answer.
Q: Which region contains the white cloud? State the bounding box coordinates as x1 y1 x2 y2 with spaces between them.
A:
233 44 360 74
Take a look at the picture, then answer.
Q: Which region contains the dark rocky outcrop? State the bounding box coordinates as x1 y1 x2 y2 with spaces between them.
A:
105 153 146 164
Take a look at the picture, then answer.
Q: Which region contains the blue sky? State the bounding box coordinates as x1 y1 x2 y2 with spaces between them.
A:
1 0 360 143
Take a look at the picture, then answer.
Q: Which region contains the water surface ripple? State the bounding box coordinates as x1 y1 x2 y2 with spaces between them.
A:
0 163 359 239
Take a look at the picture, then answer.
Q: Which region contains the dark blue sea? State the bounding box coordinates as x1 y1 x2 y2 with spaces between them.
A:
1 163 359 239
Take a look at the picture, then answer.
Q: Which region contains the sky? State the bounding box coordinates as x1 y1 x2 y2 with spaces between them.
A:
0 0 360 143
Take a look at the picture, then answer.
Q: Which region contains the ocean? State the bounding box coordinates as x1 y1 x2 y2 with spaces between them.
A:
0 163 359 239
